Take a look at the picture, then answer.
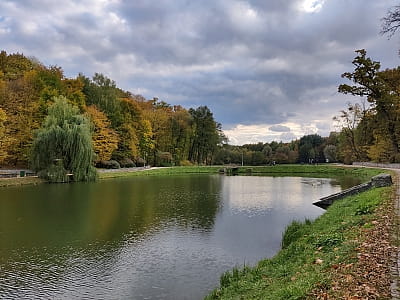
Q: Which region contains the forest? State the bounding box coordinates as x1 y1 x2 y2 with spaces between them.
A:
0 50 224 175
0 47 399 181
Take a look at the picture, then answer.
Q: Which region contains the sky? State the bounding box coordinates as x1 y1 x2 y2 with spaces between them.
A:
0 0 399 145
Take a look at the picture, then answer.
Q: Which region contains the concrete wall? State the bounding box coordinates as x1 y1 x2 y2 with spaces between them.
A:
313 173 392 209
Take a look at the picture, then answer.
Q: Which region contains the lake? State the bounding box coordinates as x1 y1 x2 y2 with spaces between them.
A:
0 174 359 299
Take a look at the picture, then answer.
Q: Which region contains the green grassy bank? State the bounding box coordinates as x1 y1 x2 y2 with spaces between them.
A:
98 166 222 179
0 164 383 186
99 164 383 180
205 184 394 299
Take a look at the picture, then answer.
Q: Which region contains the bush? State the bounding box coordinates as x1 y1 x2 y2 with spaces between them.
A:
180 160 193 166
96 160 120 169
135 157 145 167
119 158 135 168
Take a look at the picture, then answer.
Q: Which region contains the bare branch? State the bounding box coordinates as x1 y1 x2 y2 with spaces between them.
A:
381 5 400 38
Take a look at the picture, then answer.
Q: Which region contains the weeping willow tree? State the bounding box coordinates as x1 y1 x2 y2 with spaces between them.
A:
30 96 98 182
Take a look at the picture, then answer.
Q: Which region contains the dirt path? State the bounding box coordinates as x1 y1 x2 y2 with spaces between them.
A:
351 163 400 299
391 169 400 299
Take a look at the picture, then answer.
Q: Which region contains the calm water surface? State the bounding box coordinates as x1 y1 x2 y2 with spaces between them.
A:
0 174 358 299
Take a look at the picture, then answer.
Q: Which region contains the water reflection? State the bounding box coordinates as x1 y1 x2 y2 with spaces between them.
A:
0 174 354 299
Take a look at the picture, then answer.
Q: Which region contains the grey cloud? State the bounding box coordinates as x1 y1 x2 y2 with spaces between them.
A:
0 0 398 144
270 125 291 132
280 132 297 142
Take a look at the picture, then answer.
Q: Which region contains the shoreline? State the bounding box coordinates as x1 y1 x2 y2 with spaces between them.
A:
0 164 384 187
206 176 396 299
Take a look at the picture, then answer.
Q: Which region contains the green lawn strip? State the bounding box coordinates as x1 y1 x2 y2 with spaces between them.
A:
205 187 392 300
238 164 382 178
98 165 383 180
98 166 223 179
0 165 385 186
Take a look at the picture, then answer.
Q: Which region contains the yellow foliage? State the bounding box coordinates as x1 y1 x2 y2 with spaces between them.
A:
86 105 119 162
0 108 13 164
367 133 393 162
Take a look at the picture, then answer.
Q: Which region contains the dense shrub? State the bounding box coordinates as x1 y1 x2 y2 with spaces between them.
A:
180 160 193 166
96 160 120 169
119 158 135 168
135 157 145 167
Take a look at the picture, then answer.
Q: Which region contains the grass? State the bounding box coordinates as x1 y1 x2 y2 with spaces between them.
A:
0 164 383 186
98 164 383 181
98 166 222 179
205 185 394 300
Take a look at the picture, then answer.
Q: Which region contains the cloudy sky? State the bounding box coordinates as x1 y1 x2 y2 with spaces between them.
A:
0 0 399 144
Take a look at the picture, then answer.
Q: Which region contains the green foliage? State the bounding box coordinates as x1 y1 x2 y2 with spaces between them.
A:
323 144 337 162
298 134 324 163
313 232 343 249
281 220 308 249
96 160 121 169
189 106 221 165
30 96 97 182
337 49 400 162
118 158 135 168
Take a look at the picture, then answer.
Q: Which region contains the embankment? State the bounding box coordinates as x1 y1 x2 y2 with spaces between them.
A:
206 176 395 299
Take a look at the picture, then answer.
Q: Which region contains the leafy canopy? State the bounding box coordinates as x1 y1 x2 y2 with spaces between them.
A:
30 96 97 182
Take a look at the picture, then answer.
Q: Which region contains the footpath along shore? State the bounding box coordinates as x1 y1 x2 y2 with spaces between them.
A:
351 162 400 299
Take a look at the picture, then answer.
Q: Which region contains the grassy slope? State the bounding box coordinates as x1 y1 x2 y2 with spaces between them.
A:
205 185 394 300
98 166 222 179
0 164 382 184
99 164 383 180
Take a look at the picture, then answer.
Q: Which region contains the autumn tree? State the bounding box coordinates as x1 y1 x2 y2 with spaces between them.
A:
339 49 400 162
86 105 119 162
138 119 154 164
333 102 366 162
0 69 42 166
31 96 97 182
0 108 12 164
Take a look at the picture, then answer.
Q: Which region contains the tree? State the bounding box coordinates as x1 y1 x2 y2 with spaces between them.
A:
298 134 324 162
138 119 154 164
188 106 220 164
333 102 365 161
0 69 42 166
381 5 400 39
339 49 400 162
30 96 97 182
0 108 12 163
86 105 119 162
262 144 273 163
323 145 337 162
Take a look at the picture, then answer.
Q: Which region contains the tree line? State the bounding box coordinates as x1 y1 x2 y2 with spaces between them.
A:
2 24 400 182
214 133 339 166
0 51 224 180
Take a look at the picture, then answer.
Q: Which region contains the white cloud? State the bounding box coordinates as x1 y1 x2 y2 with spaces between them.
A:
224 122 326 145
300 0 325 13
